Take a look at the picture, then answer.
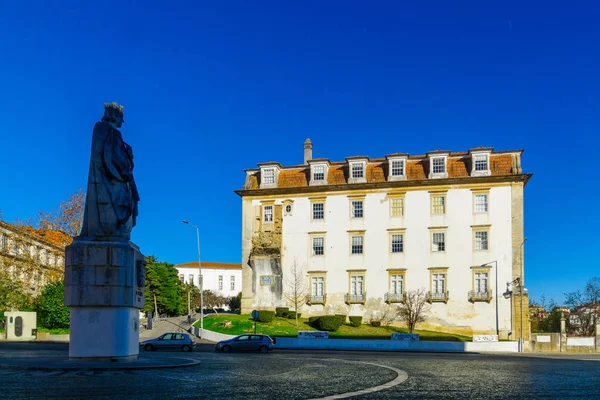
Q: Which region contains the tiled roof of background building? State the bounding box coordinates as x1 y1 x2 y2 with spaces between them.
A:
175 261 242 270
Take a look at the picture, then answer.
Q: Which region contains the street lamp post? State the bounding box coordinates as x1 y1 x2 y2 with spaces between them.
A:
503 277 522 351
183 220 203 331
481 261 499 337
519 238 528 352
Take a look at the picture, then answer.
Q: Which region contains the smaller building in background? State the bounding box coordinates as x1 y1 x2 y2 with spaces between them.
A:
174 261 242 298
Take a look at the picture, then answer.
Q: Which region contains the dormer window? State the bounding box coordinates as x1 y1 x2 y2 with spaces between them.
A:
258 163 281 189
432 157 445 174
263 168 275 184
474 154 488 172
351 163 364 179
469 149 492 177
309 160 330 186
391 160 405 177
313 165 325 181
427 152 449 179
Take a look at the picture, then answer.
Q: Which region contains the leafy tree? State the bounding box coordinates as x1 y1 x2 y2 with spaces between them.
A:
179 283 201 315
36 280 70 329
0 268 34 324
397 288 431 333
538 310 571 333
202 290 228 310
228 292 242 311
143 256 183 316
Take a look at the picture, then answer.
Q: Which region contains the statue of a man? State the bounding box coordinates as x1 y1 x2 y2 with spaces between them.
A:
80 103 140 240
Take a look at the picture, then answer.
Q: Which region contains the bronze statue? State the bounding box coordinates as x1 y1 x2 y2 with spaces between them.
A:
80 102 140 240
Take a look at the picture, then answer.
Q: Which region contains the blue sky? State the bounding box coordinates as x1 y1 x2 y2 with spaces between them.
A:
0 1 598 304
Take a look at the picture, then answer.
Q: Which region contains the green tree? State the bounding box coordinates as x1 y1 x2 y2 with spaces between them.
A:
143 256 183 316
0 268 34 324
179 283 201 315
228 292 242 311
36 280 70 329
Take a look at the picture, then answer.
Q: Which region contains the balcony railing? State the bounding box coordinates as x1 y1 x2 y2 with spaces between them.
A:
306 294 326 305
384 292 406 303
345 293 366 305
469 290 492 303
427 291 449 303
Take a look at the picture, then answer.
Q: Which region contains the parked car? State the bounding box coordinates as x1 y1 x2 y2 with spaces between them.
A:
215 334 275 353
141 332 196 352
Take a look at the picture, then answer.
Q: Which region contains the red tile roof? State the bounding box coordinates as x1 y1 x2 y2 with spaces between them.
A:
175 261 242 270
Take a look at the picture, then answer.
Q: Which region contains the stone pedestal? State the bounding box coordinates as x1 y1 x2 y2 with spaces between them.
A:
65 238 145 360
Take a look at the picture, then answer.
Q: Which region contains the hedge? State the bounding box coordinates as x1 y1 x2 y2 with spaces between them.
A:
286 312 301 319
335 314 346 323
316 315 344 332
349 316 362 327
370 320 381 327
256 310 275 322
275 307 289 317
308 316 321 327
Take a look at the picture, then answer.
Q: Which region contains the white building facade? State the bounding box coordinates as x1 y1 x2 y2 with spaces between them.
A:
174 261 242 299
237 142 532 339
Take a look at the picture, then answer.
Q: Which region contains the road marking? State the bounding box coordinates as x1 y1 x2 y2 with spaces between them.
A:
307 359 408 400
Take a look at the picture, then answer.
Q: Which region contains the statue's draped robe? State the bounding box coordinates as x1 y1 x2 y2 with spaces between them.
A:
80 121 139 240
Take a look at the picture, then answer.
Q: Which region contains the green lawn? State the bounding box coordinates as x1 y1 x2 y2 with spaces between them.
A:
193 314 471 342
37 327 70 335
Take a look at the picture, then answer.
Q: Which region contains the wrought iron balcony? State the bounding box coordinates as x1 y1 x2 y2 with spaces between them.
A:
384 292 406 303
345 293 366 305
426 291 449 303
306 294 326 305
469 290 492 303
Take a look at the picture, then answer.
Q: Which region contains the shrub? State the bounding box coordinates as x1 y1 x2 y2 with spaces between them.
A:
256 310 275 323
349 316 362 327
275 307 289 317
335 314 347 323
287 312 301 319
308 316 321 327
370 320 381 327
37 281 70 329
317 315 344 332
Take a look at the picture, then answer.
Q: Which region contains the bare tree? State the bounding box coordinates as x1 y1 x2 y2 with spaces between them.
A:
565 277 600 336
397 288 431 333
284 259 307 327
37 189 85 238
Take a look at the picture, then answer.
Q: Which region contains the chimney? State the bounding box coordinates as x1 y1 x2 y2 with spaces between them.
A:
303 138 313 164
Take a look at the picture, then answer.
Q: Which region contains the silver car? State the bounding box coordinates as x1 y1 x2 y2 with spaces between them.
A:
141 332 196 352
215 334 275 353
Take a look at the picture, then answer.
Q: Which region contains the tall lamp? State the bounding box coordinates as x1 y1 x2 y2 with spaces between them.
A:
183 220 203 331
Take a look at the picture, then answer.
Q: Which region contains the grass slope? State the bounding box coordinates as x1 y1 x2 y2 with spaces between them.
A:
193 314 471 342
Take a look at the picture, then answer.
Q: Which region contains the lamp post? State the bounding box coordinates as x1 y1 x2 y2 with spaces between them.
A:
481 261 499 336
519 238 528 352
502 277 523 351
183 220 203 331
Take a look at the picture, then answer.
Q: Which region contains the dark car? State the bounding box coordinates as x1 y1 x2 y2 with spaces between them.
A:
215 334 275 353
141 332 196 352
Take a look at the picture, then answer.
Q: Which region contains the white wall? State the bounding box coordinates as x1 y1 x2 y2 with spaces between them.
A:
176 266 242 298
250 185 515 334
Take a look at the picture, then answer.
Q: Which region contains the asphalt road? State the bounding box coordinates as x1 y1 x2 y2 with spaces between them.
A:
1 343 600 399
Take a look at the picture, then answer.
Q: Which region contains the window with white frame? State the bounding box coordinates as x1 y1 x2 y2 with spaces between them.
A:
230 276 235 291
475 231 488 251
312 202 324 220
312 276 324 297
312 237 324 256
390 197 404 217
391 160 405 176
432 157 446 174
432 232 445 252
263 168 275 184
188 274 194 284
350 275 364 295
218 275 223 290
475 272 488 294
390 274 404 295
351 163 364 178
351 235 363 254
391 234 404 253
351 200 363 218
179 274 185 283
431 195 446 215
263 205 273 223
313 165 325 181
474 154 489 171
432 273 446 294
474 194 488 213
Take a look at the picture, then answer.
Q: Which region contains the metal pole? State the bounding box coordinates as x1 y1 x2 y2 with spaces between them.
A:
494 261 499 337
183 220 203 331
519 238 527 352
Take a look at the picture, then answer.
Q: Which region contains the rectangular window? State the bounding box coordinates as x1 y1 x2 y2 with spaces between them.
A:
351 200 363 218
390 274 404 295
263 205 273 223
230 276 235 291
432 157 445 173
474 194 488 213
312 276 324 296
313 165 325 181
432 196 446 215
188 274 194 284
391 234 404 253
312 237 324 256
391 160 404 176
218 275 223 290
475 272 488 294
351 236 363 254
350 275 364 295
432 273 446 294
179 274 185 283
432 232 445 252
474 155 489 171
351 163 364 178
0 234 7 248
312 203 324 220
263 168 275 184
390 198 404 217
475 231 488 251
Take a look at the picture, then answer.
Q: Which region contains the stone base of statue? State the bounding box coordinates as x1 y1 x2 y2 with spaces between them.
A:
64 238 145 360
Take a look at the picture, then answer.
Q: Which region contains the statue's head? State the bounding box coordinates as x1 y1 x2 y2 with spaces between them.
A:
102 102 125 128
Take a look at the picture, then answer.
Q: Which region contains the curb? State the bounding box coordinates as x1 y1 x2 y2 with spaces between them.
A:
0 358 201 372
